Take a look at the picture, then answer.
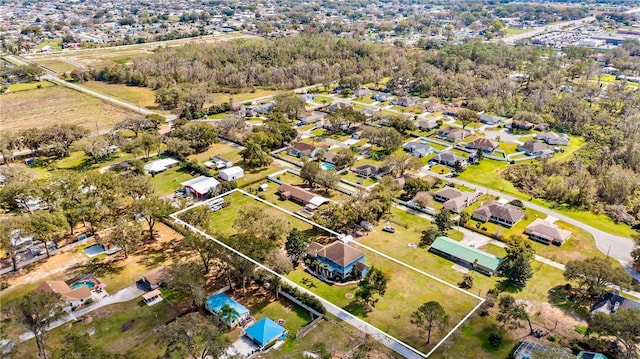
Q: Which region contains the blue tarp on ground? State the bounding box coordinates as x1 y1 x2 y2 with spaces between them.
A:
205 293 250 324
244 317 286 347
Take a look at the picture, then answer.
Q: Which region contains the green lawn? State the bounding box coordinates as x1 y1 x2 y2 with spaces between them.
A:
314 95 334 104
498 142 519 154
14 299 178 359
341 171 377 187
287 270 355 308
188 142 243 164
430 164 452 175
8 81 55 92
251 297 311 334
54 150 88 169
551 136 585 162
149 166 198 195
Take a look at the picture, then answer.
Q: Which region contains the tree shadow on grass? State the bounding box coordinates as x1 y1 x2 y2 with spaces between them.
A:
494 280 523 294
342 301 369 318
66 258 124 278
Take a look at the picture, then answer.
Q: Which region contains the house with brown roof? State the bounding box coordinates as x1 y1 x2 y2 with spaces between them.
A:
466 137 499 153
140 266 168 290
525 219 571 245
277 184 329 212
288 143 318 158
297 111 326 125
37 280 92 310
472 201 525 228
417 119 438 131
307 241 369 280
437 127 471 142
517 140 554 157
354 87 371 97
432 187 479 213
353 164 380 178
444 107 464 117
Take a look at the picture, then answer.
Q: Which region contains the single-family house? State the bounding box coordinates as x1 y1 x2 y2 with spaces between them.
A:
535 132 569 146
288 143 318 158
37 281 92 310
212 156 233 169
510 119 534 131
307 241 369 280
472 201 524 227
429 236 503 276
534 123 550 131
140 267 168 290
354 87 371 97
513 341 574 359
297 111 326 125
403 142 434 158
299 94 316 102
479 114 504 125
277 184 329 212
219 166 244 181
525 219 571 245
423 101 446 113
591 290 640 316
249 102 275 115
430 151 468 168
353 164 380 178
444 107 464 117
392 96 422 107
359 107 377 118
322 152 338 164
466 137 499 153
372 92 394 102
351 129 364 139
432 187 478 213
180 176 220 199
517 140 554 157
437 127 471 142
205 293 250 327
244 317 287 348
143 158 179 174
325 102 352 112
417 119 438 131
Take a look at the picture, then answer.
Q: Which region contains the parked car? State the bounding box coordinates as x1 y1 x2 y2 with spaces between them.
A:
382 226 395 233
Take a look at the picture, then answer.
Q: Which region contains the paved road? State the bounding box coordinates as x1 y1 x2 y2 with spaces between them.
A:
18 284 145 342
426 172 638 278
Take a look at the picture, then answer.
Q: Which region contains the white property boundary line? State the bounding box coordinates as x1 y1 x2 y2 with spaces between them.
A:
171 188 485 358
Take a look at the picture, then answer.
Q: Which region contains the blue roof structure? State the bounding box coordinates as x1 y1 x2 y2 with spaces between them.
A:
244 317 286 347
205 293 250 322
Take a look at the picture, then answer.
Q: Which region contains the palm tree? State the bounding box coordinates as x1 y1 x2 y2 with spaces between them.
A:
218 304 240 328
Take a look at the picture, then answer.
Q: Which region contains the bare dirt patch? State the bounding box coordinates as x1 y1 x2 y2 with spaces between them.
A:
0 86 138 132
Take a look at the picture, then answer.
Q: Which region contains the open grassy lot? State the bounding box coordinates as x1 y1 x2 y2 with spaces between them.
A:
80 81 159 110
0 86 139 132
551 136 585 162
188 142 243 164
36 59 79 73
7 81 55 92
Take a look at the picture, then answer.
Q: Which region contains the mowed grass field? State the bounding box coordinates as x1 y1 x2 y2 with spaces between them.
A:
0 86 138 132
80 81 159 109
190 191 480 355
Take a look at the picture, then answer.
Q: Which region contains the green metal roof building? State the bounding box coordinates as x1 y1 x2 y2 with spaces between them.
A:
429 236 503 276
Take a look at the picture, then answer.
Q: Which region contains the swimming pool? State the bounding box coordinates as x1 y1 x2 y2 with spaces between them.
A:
83 244 105 257
320 162 335 170
71 281 95 290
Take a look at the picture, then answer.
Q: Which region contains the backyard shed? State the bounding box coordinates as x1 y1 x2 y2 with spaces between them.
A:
180 176 220 199
219 166 244 181
244 317 286 348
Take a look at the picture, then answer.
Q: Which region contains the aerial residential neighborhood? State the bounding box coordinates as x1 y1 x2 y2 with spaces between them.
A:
1 1 640 359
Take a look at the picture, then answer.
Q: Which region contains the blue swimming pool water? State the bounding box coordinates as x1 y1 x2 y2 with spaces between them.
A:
83 244 105 257
320 162 335 170
71 281 95 290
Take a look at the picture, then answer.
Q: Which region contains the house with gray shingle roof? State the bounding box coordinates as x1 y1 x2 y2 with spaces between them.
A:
525 219 571 245
430 151 468 168
535 132 569 146
466 137 499 152
472 201 524 228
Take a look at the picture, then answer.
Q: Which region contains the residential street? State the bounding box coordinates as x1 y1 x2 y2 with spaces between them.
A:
426 172 639 279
